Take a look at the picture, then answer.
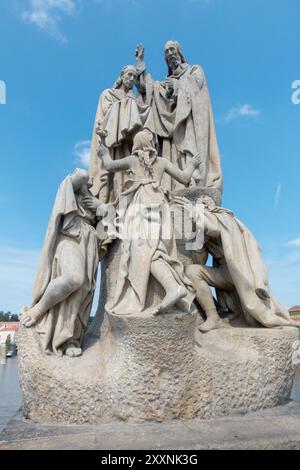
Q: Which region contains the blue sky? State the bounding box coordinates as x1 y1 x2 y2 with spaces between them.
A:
0 0 299 313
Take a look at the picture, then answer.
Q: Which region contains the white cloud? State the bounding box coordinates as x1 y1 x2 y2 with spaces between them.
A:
0 246 40 314
274 182 282 212
224 104 261 124
21 0 77 42
74 140 91 167
288 237 300 248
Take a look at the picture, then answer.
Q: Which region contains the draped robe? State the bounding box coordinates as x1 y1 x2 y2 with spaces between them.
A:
89 87 154 204
194 205 292 328
138 63 223 195
107 175 195 315
32 177 101 355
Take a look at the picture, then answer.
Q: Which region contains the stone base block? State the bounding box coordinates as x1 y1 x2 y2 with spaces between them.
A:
18 311 299 425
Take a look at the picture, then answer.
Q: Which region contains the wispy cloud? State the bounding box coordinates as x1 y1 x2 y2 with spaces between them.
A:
74 140 91 167
274 182 282 212
21 0 77 42
224 104 261 124
288 237 300 248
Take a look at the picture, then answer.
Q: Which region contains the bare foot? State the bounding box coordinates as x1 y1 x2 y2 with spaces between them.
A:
199 316 223 333
176 297 193 314
65 346 82 358
20 305 43 328
153 287 187 316
151 305 160 316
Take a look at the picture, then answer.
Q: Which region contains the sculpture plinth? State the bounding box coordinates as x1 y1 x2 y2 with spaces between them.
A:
18 41 299 430
18 316 298 425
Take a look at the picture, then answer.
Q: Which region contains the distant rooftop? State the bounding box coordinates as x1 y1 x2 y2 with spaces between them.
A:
289 305 300 313
0 322 20 332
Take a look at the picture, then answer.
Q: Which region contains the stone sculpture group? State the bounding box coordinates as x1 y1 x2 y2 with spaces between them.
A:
18 41 299 425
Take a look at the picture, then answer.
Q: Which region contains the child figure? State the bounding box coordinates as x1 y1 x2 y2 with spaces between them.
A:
98 129 201 316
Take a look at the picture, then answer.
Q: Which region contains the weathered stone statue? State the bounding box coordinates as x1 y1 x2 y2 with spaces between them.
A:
135 41 223 195
98 129 199 315
21 169 108 357
173 195 298 332
17 43 299 427
89 65 154 203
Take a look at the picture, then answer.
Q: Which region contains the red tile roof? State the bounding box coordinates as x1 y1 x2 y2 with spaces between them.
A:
0 322 20 332
289 305 300 313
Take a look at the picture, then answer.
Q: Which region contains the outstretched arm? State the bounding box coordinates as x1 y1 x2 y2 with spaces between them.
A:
163 153 202 185
97 139 133 172
135 44 147 95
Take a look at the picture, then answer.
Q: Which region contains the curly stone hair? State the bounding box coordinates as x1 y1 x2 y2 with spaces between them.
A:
113 65 138 89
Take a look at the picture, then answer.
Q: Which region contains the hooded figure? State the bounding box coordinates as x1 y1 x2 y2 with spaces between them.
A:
21 169 107 357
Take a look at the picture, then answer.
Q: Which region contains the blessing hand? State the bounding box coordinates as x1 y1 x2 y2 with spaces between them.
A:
135 43 145 62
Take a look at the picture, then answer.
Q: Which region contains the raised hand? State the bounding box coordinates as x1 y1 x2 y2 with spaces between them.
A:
135 43 145 62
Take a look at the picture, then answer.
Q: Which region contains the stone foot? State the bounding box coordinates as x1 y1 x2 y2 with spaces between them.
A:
199 316 224 333
153 287 187 316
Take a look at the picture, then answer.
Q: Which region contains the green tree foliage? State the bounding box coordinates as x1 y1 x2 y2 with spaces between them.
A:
0 311 19 322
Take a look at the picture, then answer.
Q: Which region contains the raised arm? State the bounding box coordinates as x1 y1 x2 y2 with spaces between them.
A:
135 44 147 96
97 139 133 173
163 153 202 185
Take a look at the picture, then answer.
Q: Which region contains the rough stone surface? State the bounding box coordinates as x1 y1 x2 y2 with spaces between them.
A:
19 225 299 425
1 401 300 450
18 316 299 425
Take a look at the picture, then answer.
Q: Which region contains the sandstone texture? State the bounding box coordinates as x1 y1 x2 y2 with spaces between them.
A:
18 316 299 425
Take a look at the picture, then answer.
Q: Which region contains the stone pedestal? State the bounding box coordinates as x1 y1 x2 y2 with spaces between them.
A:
18 315 298 425
18 208 299 424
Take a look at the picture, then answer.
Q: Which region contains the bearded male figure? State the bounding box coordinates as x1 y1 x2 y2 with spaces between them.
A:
135 41 223 198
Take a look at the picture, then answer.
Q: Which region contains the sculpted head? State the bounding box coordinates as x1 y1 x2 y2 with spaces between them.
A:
70 168 89 191
197 195 216 211
132 129 156 154
164 40 187 74
114 65 138 91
